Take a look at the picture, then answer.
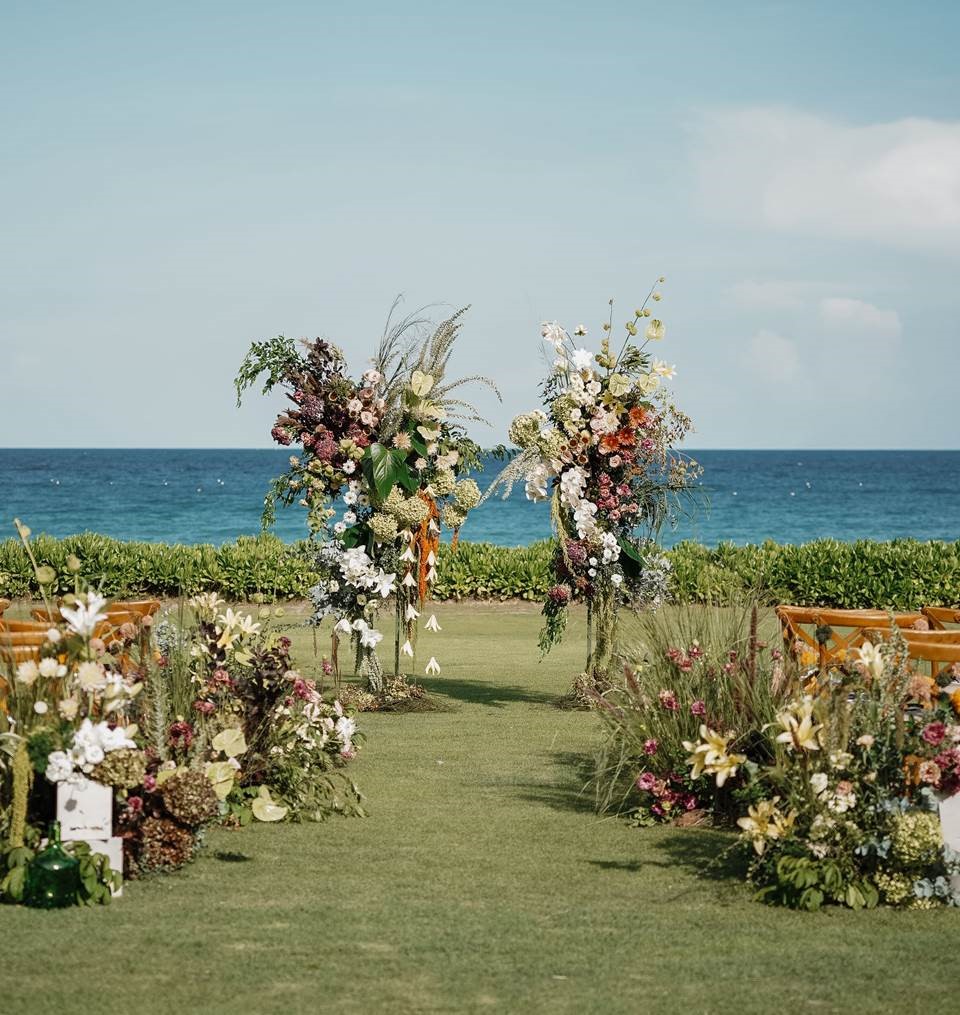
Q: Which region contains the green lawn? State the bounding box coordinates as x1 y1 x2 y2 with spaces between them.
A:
3 602 959 1015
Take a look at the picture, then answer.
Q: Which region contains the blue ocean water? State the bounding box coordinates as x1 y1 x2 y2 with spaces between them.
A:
0 449 957 548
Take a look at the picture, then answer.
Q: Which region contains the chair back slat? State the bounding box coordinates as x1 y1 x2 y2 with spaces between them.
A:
922 606 960 630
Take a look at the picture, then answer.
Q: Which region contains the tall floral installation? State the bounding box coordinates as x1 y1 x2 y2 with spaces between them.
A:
0 521 363 908
235 304 496 704
485 280 697 690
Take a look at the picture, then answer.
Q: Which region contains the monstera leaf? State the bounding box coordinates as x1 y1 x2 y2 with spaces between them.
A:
251 786 288 822
212 727 248 758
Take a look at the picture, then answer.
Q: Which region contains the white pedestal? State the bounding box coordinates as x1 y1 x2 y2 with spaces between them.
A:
938 790 960 895
56 778 113 839
43 835 124 897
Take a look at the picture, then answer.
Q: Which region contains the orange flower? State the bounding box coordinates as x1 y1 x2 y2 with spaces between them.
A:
615 427 636 448
599 433 620 454
950 688 960 716
628 407 649 428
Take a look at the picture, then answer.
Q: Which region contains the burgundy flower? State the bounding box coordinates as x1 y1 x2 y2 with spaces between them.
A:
127 796 143 813
922 721 947 746
193 699 216 715
271 425 293 446
658 689 678 711
643 738 659 755
690 699 706 716
548 584 572 605
168 720 194 751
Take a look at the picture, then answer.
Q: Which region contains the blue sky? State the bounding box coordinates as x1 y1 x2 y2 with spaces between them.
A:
2 1 958 448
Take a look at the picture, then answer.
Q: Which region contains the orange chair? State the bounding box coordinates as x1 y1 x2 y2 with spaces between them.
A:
1 618 55 634
0 598 10 617
865 628 960 679
112 599 161 618
777 606 925 669
0 631 47 664
923 606 960 630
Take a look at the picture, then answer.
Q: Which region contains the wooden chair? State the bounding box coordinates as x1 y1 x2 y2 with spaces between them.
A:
776 606 925 669
0 631 47 664
923 606 960 630
0 598 10 617
0 618 55 634
865 628 960 679
112 598 161 618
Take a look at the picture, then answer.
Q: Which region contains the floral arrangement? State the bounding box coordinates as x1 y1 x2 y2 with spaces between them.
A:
688 636 960 910
485 281 697 683
0 521 365 905
235 305 496 694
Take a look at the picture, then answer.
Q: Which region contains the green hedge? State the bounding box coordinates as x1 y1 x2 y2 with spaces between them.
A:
1 533 958 610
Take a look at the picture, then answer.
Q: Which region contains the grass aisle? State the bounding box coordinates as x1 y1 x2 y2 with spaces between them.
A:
4 603 959 1014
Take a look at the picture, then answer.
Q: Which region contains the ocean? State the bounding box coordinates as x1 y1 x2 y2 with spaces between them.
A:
0 449 957 548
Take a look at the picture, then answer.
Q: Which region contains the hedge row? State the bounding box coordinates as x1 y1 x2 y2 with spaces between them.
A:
1 533 958 610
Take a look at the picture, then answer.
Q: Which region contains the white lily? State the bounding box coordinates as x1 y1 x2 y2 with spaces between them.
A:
372 569 396 598
425 657 441 676
424 615 442 633
60 592 108 638
360 627 383 650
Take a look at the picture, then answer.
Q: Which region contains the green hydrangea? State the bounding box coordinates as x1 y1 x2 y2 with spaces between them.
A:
453 479 481 510
551 394 578 425
431 468 456 497
382 487 407 516
441 504 468 530
369 512 399 544
90 748 147 790
508 411 545 449
395 496 429 528
891 810 942 868
874 869 914 906
537 428 567 460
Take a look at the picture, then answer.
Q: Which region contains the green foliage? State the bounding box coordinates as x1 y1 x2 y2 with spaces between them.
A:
1 533 958 607
0 834 119 906
233 335 302 406
754 852 879 912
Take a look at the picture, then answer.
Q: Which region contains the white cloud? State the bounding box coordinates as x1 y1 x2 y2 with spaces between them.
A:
819 297 901 338
748 329 799 383
693 107 960 249
728 280 810 311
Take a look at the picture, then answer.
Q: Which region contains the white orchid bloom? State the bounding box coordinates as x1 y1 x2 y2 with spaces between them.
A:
402 572 417 588
400 546 416 563
426 567 437 582
359 627 383 650
401 640 415 658
405 604 420 622
426 550 436 566
425 657 441 676
424 615 442 633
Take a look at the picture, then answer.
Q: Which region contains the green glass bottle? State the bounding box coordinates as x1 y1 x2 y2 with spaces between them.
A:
24 822 80 909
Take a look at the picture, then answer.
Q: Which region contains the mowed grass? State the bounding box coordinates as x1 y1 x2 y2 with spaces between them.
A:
3 602 959 1015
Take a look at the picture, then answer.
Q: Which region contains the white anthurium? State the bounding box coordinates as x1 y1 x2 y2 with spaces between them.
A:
425 657 441 676
401 640 415 658
405 604 420 622
402 571 417 588
424 615 442 633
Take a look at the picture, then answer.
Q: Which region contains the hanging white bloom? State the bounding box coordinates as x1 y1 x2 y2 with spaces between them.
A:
333 618 353 635
401 640 415 658
425 657 441 676
359 627 383 650
405 604 420 622
424 615 442 633
428 519 440 535
351 618 369 632
402 572 417 588
400 546 416 562
426 550 436 566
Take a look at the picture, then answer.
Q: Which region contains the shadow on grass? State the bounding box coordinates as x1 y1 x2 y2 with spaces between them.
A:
212 851 253 863
419 676 558 709
645 826 748 884
515 751 598 815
